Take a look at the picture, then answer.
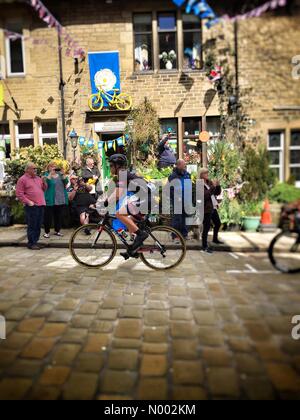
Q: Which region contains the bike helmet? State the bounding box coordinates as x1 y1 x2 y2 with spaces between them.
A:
109 154 128 167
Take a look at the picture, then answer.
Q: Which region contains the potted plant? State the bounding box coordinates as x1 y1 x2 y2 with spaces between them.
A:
241 202 262 232
159 50 177 70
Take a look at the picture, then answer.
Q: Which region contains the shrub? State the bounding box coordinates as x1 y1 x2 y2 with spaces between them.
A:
208 141 241 189
241 201 263 217
268 183 300 204
239 146 275 203
219 197 243 227
4 145 69 189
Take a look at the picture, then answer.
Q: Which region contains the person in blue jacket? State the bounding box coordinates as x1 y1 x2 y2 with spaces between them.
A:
158 135 177 170
168 159 192 241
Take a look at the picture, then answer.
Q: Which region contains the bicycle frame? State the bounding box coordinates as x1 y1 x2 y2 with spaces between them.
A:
97 88 118 105
93 213 166 255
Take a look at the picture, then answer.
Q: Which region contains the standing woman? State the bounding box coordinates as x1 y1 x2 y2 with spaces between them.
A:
198 168 222 254
43 162 69 238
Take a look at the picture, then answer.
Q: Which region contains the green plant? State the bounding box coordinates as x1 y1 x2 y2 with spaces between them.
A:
126 98 160 163
4 145 68 189
268 183 300 204
10 200 25 224
241 201 263 217
219 197 242 226
208 141 241 189
136 159 172 180
239 146 275 203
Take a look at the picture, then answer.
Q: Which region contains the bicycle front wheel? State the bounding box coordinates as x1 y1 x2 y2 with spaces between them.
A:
88 94 104 112
69 224 117 268
115 93 132 111
140 226 186 271
268 230 300 274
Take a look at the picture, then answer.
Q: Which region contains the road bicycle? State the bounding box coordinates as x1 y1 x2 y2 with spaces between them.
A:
88 86 132 112
268 209 300 273
69 212 186 271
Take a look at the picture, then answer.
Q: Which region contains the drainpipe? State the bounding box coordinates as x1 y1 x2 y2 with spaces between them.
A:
58 32 67 159
234 20 239 102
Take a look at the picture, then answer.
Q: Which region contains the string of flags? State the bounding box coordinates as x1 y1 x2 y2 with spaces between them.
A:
3 30 75 58
29 0 85 58
172 0 287 28
78 135 129 152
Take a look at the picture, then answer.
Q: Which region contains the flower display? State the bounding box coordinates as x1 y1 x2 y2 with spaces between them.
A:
94 68 117 92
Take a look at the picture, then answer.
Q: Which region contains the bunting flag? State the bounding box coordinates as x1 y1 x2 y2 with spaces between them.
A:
29 0 85 58
172 0 287 28
78 135 127 151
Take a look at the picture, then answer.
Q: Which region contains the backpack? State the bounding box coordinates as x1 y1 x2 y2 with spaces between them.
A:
0 204 11 227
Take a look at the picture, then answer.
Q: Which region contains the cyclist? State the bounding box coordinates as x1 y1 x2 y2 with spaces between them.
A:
105 154 149 256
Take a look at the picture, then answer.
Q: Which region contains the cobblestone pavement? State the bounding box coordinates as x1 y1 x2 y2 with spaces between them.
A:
0 247 300 400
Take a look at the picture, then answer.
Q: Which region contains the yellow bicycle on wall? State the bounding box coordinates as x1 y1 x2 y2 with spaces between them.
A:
88 85 132 112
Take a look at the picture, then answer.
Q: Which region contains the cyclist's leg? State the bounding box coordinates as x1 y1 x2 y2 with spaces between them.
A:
117 203 149 252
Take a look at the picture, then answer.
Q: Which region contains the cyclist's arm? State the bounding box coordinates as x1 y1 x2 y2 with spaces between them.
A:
107 187 126 205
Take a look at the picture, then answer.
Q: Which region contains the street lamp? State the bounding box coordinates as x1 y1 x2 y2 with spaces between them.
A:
69 129 78 162
126 116 134 170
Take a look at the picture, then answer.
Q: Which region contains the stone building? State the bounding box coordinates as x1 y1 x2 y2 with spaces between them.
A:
0 0 300 185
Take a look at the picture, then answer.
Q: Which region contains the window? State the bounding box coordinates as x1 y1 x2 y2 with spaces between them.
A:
5 29 25 76
160 119 178 155
40 121 58 146
207 116 221 143
268 131 284 182
290 130 300 187
158 12 177 70
16 122 34 149
183 14 202 70
133 14 153 72
0 123 11 159
183 117 201 158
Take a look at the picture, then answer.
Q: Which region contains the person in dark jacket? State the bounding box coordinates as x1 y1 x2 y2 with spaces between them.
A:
168 159 192 241
198 168 222 254
158 135 176 170
81 158 101 197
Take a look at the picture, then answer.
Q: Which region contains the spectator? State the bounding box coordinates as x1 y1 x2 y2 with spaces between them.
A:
198 168 222 254
158 135 176 170
43 162 69 239
168 159 192 241
81 158 101 197
16 162 47 250
68 176 96 234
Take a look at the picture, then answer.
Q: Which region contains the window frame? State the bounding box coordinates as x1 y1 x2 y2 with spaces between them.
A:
290 130 300 187
5 33 26 77
157 11 178 72
15 122 34 149
182 14 203 71
268 131 284 183
39 121 58 147
133 12 154 74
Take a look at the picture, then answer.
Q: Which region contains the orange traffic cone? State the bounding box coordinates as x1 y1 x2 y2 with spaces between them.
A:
261 199 272 225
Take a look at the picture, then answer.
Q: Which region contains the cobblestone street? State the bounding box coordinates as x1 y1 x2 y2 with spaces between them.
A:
0 247 300 400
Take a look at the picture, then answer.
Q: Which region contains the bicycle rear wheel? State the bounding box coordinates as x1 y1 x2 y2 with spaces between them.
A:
268 230 300 273
115 93 132 111
69 224 117 268
139 226 186 271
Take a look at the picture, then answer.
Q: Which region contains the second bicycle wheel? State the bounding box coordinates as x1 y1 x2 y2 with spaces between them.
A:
268 230 300 273
116 93 132 111
139 226 186 271
69 224 117 268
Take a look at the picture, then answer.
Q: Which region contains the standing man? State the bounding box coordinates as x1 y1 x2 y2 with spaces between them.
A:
168 159 192 241
81 158 101 197
16 162 47 250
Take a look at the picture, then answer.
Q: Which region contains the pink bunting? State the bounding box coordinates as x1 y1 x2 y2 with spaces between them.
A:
29 0 85 58
222 0 286 23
